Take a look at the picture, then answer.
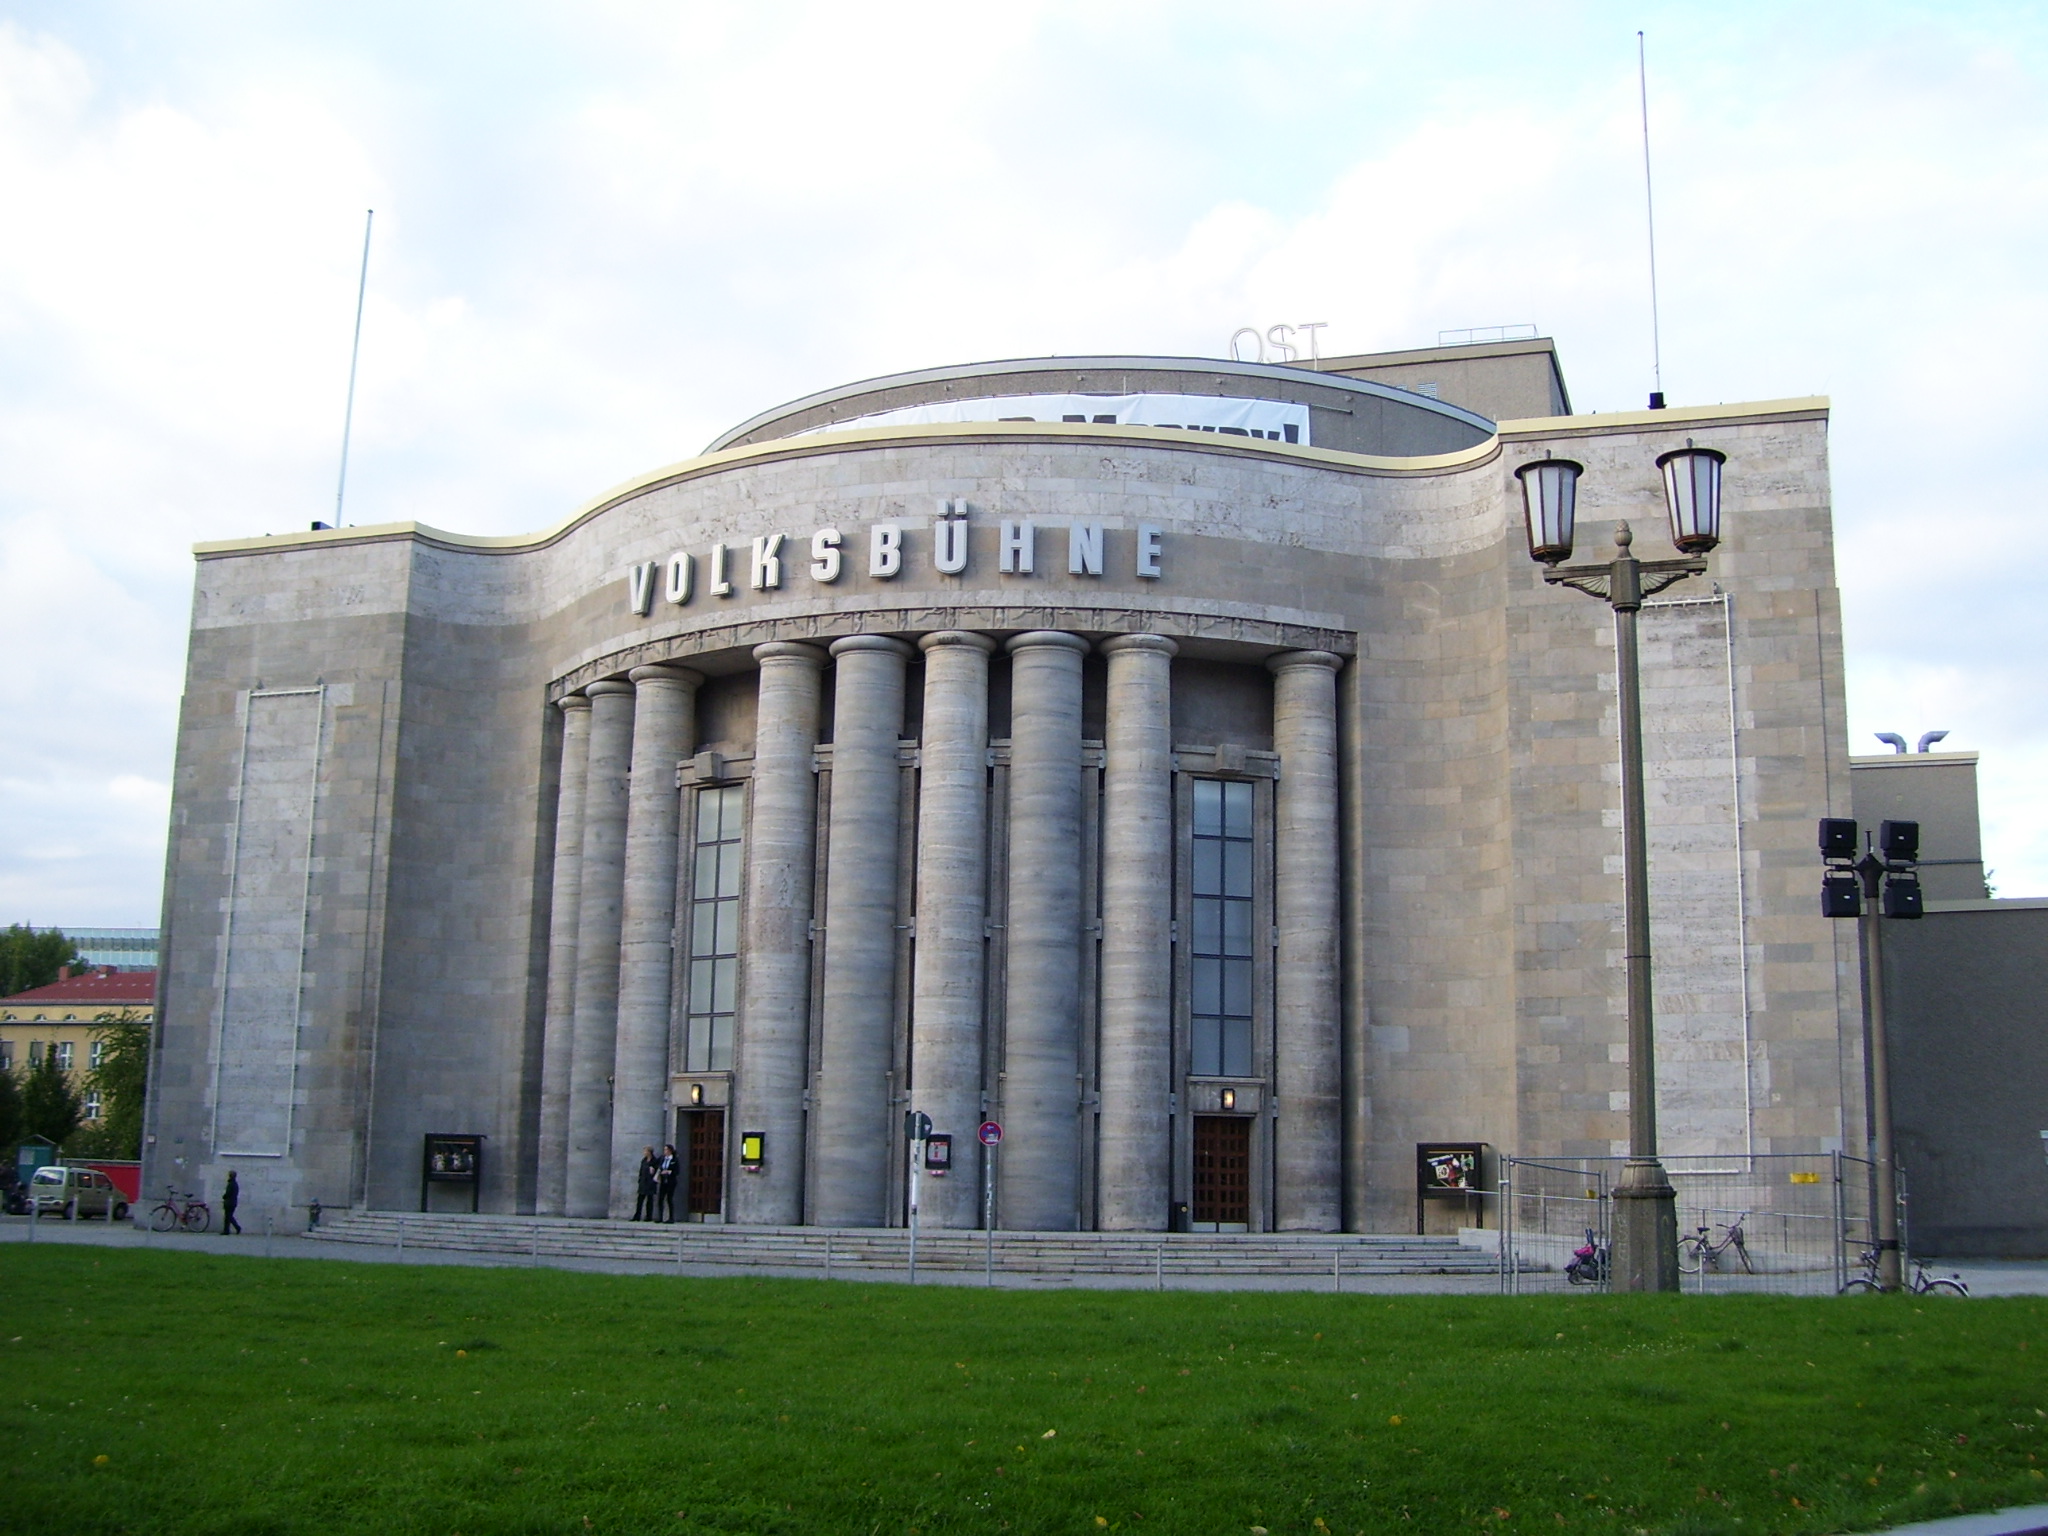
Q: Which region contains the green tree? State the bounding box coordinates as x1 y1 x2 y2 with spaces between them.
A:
0 1063 22 1152
21 1049 82 1149
78 1011 150 1158
0 925 89 997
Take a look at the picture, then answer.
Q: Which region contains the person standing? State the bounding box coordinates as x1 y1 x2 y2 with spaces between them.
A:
221 1170 241 1235
631 1146 657 1221
656 1144 679 1224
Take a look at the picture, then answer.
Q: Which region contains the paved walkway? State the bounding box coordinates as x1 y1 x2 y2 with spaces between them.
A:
1872 1506 2048 1536
7 1214 2046 1296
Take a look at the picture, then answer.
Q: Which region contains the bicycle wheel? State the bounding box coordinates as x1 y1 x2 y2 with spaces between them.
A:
1838 1278 1882 1295
1731 1240 1754 1275
1678 1242 1702 1275
1922 1279 1969 1298
151 1203 178 1233
181 1203 210 1234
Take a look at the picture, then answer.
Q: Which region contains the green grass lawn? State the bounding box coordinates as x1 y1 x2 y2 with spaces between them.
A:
2 1247 2044 1535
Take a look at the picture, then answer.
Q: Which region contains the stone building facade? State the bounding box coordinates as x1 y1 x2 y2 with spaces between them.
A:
142 340 1863 1233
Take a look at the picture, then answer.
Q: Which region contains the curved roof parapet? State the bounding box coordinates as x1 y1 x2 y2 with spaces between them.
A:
708 354 1498 459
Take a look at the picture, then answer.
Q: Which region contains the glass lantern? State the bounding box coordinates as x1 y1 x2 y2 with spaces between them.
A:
1514 454 1584 566
1656 440 1726 555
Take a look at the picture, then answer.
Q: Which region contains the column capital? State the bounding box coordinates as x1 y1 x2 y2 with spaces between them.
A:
556 693 593 714
827 634 915 661
1100 633 1178 660
753 640 828 668
1005 630 1091 657
1267 649 1343 676
585 678 635 697
918 630 998 655
628 663 705 688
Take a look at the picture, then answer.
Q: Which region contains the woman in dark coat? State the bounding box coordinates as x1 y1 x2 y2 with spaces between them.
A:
631 1147 658 1221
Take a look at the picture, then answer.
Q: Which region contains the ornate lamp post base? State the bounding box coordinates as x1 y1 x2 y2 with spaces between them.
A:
1612 1157 1681 1293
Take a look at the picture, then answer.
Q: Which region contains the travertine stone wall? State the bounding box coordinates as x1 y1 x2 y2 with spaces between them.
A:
151 397 1851 1234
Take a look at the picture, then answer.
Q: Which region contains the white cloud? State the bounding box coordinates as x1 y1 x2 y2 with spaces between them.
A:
2 1 2046 920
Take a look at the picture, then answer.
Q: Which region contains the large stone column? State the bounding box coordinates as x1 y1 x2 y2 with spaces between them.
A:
911 631 996 1228
1001 630 1090 1231
1269 650 1343 1230
730 641 827 1226
536 693 592 1217
565 678 636 1218
608 664 703 1216
811 635 913 1227
1096 633 1177 1230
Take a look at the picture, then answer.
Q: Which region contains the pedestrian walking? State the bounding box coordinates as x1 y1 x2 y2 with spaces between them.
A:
631 1147 657 1221
221 1169 241 1235
656 1144 679 1223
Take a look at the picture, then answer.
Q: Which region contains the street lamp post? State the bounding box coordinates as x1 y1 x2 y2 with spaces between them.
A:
1517 440 1727 1293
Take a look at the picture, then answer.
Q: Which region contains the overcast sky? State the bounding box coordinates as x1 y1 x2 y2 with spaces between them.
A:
3 0 2045 927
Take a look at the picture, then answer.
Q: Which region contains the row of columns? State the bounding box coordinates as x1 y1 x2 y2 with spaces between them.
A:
537 630 1342 1231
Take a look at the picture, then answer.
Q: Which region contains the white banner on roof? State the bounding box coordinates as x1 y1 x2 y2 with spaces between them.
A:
804 392 1310 446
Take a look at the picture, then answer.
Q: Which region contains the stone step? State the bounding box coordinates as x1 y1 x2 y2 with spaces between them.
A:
302 1212 1500 1277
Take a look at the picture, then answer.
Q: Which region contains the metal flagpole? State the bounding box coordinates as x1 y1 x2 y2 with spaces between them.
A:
334 210 374 525
1637 33 1666 409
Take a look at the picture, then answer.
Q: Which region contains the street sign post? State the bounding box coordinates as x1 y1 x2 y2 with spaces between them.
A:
906 1110 932 1285
978 1122 1001 1285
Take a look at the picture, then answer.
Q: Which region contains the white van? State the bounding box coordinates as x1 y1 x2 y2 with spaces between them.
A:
28 1166 128 1221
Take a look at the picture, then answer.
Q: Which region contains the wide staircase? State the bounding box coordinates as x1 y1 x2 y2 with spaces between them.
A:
303 1210 1499 1283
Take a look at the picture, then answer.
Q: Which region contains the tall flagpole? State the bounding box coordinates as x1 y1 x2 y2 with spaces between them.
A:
1637 33 1665 409
334 210 374 526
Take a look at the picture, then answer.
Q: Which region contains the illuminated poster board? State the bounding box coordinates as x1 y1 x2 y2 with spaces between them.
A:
1415 1142 1489 1233
421 1134 484 1212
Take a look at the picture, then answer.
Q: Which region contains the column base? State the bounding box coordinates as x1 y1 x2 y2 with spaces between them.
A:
1610 1157 1680 1293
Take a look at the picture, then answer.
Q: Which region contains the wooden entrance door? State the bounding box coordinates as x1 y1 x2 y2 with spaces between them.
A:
1192 1114 1251 1227
683 1109 725 1217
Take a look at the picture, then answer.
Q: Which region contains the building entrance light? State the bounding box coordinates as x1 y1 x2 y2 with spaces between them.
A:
1514 454 1584 566
1655 440 1726 555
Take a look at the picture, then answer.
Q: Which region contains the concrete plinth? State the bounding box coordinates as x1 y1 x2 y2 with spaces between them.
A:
1611 1159 1681 1292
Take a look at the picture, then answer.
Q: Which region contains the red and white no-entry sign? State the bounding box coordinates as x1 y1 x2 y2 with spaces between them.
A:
978 1121 1003 1147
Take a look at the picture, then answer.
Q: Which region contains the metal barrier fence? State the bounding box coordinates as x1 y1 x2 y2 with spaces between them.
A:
1496 1153 1884 1294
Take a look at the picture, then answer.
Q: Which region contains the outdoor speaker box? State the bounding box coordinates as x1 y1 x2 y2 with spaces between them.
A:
1821 872 1862 918
1818 817 1858 859
1883 875 1924 919
1879 819 1920 862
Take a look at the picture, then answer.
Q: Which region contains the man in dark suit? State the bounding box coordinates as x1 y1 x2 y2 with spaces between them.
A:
221 1169 241 1235
656 1144 679 1223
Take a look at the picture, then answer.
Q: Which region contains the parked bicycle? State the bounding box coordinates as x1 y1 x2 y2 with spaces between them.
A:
1566 1228 1609 1286
1839 1250 1968 1296
149 1186 212 1234
1679 1212 1754 1275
